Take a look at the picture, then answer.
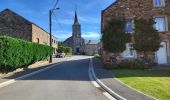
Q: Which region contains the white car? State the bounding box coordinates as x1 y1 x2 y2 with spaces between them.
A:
56 51 65 58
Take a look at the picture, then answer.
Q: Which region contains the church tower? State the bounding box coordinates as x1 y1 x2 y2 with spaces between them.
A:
72 11 82 54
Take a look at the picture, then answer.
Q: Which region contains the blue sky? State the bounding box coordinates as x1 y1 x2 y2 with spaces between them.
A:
0 0 115 41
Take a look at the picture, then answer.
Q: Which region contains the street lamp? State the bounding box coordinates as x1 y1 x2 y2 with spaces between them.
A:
49 7 60 63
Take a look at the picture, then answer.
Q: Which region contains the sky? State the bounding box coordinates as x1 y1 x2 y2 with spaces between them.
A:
0 0 115 41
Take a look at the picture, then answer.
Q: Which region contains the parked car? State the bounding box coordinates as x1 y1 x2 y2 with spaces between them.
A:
56 51 65 58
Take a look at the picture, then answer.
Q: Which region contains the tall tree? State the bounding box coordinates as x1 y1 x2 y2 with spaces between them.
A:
102 18 131 54
133 18 161 63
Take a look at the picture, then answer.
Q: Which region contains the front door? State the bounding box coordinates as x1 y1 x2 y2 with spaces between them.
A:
156 42 168 64
76 47 80 53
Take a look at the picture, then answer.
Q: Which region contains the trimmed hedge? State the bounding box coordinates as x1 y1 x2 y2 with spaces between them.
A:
0 36 53 71
117 60 145 69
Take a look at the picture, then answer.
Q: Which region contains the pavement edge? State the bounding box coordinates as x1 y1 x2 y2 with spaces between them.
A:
89 58 126 100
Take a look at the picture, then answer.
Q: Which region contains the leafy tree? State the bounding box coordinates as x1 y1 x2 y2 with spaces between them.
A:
58 46 65 52
102 18 131 54
58 41 63 47
133 18 161 63
65 47 72 55
58 46 72 55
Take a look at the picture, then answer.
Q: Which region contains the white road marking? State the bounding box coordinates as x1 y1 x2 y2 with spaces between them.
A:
103 92 117 100
0 58 71 89
88 57 118 100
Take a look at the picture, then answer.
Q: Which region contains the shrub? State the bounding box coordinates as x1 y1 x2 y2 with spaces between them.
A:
103 63 114 70
58 46 72 55
0 36 53 71
94 54 101 59
117 60 145 69
65 47 72 55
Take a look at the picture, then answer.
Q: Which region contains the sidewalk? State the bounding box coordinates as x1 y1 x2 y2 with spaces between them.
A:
0 57 70 83
92 58 155 100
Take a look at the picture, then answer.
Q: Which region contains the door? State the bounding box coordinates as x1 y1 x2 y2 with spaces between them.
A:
156 42 167 64
76 47 80 53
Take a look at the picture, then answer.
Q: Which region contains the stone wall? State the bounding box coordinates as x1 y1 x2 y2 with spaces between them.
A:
32 24 50 45
85 44 97 56
102 0 170 32
0 9 32 41
102 0 170 63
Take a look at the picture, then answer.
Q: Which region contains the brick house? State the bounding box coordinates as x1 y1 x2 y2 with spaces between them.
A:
0 9 58 53
101 0 170 64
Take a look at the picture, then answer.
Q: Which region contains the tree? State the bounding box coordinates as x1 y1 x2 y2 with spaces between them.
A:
58 46 65 52
102 18 131 54
65 47 72 55
133 18 161 63
58 46 72 55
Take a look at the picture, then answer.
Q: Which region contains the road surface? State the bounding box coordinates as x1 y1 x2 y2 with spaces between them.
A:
0 56 109 100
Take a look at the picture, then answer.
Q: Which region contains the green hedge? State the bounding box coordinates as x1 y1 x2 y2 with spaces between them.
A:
117 60 146 69
0 36 53 71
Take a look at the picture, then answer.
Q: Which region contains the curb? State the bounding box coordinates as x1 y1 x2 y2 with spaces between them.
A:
0 58 69 89
90 58 127 100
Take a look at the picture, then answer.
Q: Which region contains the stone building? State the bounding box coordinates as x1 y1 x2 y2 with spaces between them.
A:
63 11 85 54
0 9 58 53
101 0 170 64
84 40 99 56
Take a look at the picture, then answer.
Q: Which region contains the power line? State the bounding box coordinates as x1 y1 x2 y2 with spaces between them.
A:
52 0 59 10
53 13 65 33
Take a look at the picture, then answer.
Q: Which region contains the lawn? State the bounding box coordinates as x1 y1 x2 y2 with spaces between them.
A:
112 70 170 100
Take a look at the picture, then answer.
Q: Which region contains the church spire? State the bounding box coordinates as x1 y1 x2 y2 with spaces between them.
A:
74 11 79 24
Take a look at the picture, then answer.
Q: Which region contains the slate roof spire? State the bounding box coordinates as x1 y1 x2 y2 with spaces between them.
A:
74 11 79 24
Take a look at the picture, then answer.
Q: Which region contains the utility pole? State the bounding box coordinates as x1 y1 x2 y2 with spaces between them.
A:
49 8 59 63
49 10 52 63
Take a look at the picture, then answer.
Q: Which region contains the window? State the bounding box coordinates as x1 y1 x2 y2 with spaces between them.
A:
153 0 165 7
122 43 136 58
125 20 134 33
128 43 134 56
37 38 39 44
154 16 167 32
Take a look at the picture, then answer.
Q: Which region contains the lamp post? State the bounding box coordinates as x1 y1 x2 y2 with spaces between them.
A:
49 8 59 63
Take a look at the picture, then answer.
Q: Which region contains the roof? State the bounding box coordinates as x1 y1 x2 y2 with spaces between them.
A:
0 9 58 40
102 0 119 13
85 40 99 45
73 11 80 25
74 11 79 24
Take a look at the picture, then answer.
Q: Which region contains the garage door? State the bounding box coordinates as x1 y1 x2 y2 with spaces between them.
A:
156 42 167 64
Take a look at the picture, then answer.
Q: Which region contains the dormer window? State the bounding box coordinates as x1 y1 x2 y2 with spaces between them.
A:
153 0 165 7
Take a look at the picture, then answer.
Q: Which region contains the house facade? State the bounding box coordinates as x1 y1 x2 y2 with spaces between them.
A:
0 9 58 53
101 0 170 64
84 40 99 56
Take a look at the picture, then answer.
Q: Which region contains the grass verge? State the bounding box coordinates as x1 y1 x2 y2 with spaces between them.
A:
112 69 170 100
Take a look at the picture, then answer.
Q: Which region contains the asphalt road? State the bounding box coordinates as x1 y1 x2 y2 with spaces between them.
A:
0 56 109 100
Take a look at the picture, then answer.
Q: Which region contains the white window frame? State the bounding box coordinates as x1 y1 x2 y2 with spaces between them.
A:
122 43 136 58
154 16 168 32
153 0 165 7
125 19 134 34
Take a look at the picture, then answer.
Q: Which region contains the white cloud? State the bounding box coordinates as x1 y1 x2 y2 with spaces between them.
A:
57 19 73 25
82 32 101 39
